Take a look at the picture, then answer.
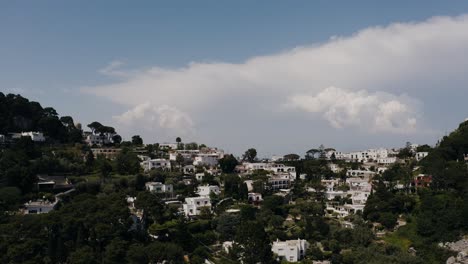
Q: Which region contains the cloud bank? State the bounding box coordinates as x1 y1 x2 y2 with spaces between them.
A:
285 87 419 133
82 14 468 153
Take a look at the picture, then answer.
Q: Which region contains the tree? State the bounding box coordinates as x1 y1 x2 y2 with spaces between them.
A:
146 242 184 263
85 150 95 167
115 150 141 175
239 182 248 201
243 148 257 162
319 144 326 159
103 238 128 264
234 221 274 264
219 154 238 173
68 246 98 264
185 142 198 150
379 212 398 229
59 116 74 128
284 153 300 161
224 174 241 199
0 187 21 213
216 213 241 241
126 244 148 264
87 121 103 134
97 157 113 182
112 134 122 144
305 149 319 160
175 154 185 168
131 135 143 145
43 107 58 117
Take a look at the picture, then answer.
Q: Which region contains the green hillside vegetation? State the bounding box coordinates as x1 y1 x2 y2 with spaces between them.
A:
0 93 467 263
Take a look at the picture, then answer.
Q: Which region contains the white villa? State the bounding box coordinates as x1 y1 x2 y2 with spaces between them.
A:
416 151 429 161
322 179 347 200
196 185 220 197
23 199 57 214
272 239 309 262
159 143 179 150
268 174 291 190
346 169 375 179
193 154 219 167
248 192 263 202
183 197 211 217
324 177 372 218
377 157 397 165
326 148 396 163
145 182 173 194
19 131 45 142
140 158 171 171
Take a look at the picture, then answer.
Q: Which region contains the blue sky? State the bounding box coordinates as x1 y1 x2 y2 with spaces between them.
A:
2 1 468 156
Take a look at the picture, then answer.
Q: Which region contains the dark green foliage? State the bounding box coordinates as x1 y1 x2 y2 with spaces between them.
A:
0 187 22 213
242 148 257 162
0 93 83 143
234 221 275 264
219 154 239 173
223 174 242 199
131 135 143 146
215 213 241 240
416 191 465 241
115 149 141 175
363 180 415 229
284 153 300 160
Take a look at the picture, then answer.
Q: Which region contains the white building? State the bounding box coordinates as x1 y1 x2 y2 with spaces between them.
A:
145 182 173 193
346 178 372 192
159 143 178 150
193 154 219 167
183 197 211 216
85 134 102 145
377 167 388 174
140 158 171 171
169 150 199 161
346 169 375 179
268 175 291 190
248 192 262 202
265 164 297 179
328 163 342 173
243 162 269 171
329 148 390 163
91 148 122 160
183 165 196 174
196 185 220 197
271 155 284 162
222 241 234 253
272 239 309 262
21 131 45 142
195 173 205 181
377 157 397 165
23 199 57 214
322 179 347 200
415 152 429 161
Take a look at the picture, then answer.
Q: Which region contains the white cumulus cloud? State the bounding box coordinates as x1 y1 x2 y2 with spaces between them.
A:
113 102 195 137
81 14 468 152
285 87 419 133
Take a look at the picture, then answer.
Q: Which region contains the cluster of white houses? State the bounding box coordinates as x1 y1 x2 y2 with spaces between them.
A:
224 239 312 263
0 131 46 143
138 147 225 172
323 146 428 165
318 171 374 220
